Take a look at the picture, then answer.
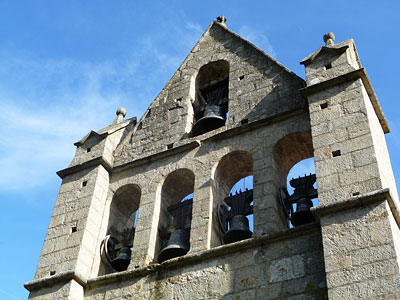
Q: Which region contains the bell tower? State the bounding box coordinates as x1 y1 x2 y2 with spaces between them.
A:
25 18 400 300
301 32 400 299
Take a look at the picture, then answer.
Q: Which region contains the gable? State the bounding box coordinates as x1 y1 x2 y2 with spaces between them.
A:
114 21 306 167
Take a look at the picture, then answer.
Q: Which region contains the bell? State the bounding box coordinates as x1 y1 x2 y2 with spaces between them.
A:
111 246 131 271
223 215 252 244
158 229 190 263
192 105 226 136
291 197 315 227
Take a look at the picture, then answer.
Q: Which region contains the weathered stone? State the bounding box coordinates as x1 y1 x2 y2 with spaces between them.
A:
25 19 400 300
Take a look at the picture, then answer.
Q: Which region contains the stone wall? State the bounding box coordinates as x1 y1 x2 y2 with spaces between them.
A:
26 19 400 300
85 226 327 300
33 165 109 281
113 22 305 167
100 113 311 271
319 199 400 299
304 34 400 299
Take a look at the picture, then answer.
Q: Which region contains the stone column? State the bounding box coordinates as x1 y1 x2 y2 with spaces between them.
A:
302 33 400 299
25 109 132 299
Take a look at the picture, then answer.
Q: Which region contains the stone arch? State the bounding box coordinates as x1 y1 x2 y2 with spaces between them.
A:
99 183 141 274
211 150 253 247
191 60 230 136
156 168 195 261
273 131 316 227
273 131 314 184
108 184 141 236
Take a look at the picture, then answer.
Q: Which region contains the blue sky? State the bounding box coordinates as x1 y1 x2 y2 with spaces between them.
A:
0 1 399 299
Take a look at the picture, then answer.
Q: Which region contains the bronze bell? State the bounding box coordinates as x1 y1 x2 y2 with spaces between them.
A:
158 228 190 263
291 197 315 227
223 214 252 244
192 105 226 136
111 246 131 271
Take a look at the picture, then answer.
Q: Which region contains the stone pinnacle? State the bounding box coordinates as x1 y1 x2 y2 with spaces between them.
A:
323 32 335 46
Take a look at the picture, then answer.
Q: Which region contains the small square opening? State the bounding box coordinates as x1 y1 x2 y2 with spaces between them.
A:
82 180 88 187
167 143 174 150
332 150 341 157
324 63 332 70
71 226 77 233
87 147 91 153
239 75 245 81
50 271 56 276
320 102 328 109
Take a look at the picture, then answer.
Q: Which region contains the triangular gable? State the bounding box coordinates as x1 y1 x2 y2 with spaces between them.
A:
300 45 349 65
300 38 361 67
74 130 108 147
136 20 305 125
219 22 302 80
113 19 307 166
157 20 303 105
74 116 137 147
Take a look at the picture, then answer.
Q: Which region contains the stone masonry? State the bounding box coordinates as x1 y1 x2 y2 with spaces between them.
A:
25 18 400 299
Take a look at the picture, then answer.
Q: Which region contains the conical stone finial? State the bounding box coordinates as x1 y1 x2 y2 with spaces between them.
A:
216 16 227 27
323 32 335 46
113 107 127 124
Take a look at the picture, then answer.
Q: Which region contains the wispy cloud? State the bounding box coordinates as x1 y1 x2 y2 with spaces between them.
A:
238 25 276 58
0 288 23 300
0 57 144 191
185 21 203 35
0 66 126 190
0 17 204 193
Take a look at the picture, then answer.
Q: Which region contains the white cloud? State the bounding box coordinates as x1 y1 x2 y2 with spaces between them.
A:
238 25 276 58
185 22 203 35
0 83 124 190
0 56 147 191
0 17 204 193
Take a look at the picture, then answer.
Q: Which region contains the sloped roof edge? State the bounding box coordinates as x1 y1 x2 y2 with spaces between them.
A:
74 130 108 147
146 20 305 114
97 117 137 135
300 45 349 65
114 19 306 157
74 117 137 147
215 22 304 82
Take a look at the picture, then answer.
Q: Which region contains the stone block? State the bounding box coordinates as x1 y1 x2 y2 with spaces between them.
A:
338 163 380 186
351 146 377 168
315 153 353 177
27 19 400 300
268 255 305 283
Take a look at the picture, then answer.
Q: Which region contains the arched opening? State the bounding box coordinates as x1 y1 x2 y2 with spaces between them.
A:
212 151 253 247
228 175 254 232
100 184 141 274
191 60 229 136
274 132 317 228
287 158 318 225
157 169 194 263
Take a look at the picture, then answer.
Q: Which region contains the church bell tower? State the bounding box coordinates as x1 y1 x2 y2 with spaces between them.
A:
25 18 400 300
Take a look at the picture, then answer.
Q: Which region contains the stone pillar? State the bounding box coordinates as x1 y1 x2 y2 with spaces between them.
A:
25 109 133 299
302 33 400 299
26 164 109 299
